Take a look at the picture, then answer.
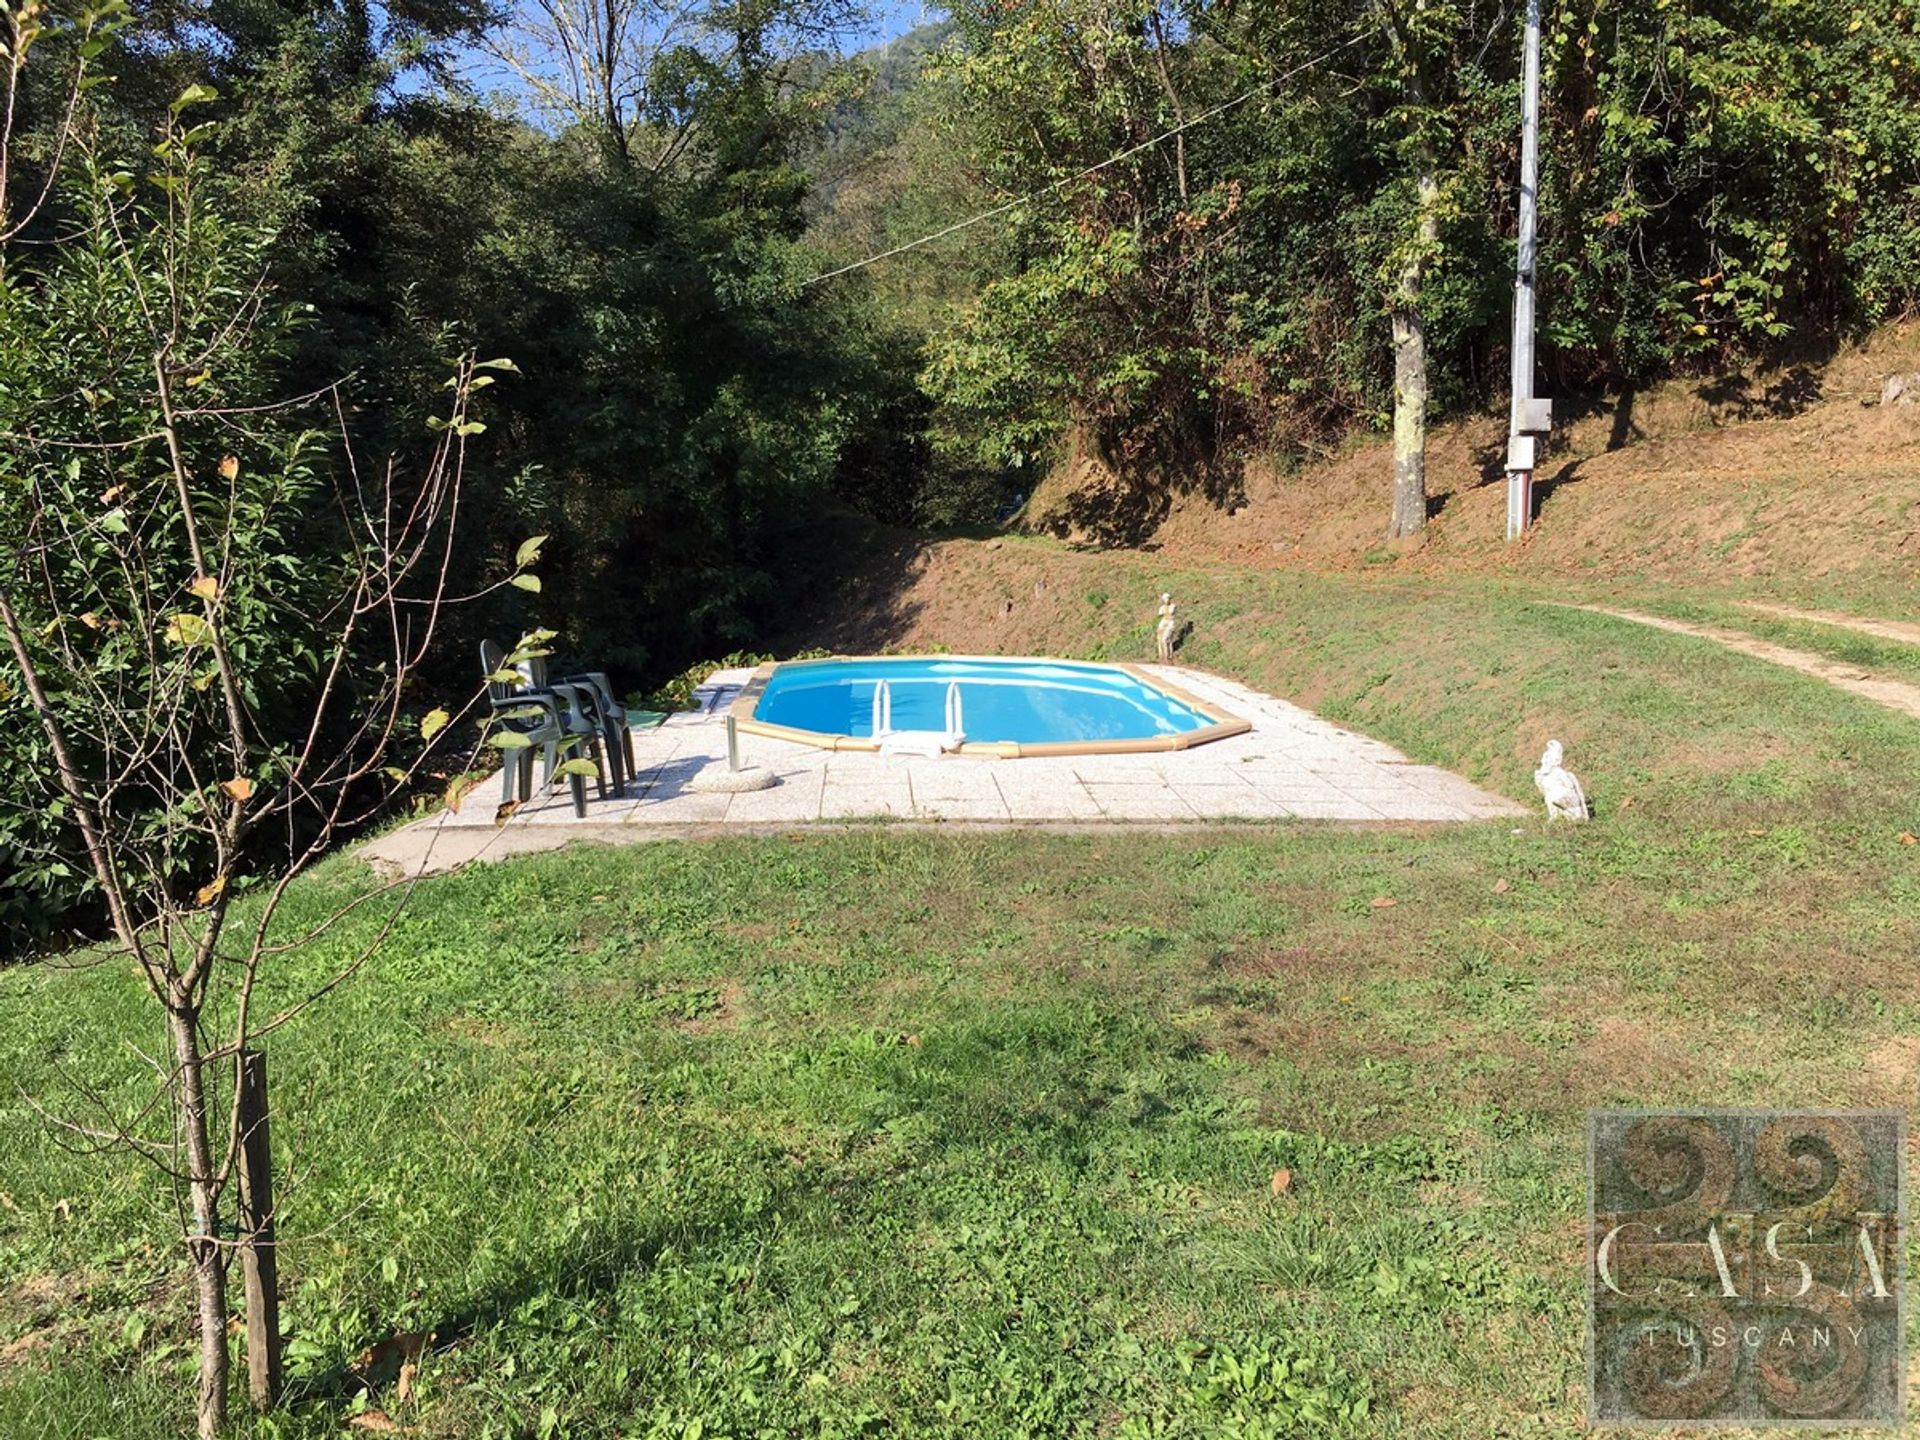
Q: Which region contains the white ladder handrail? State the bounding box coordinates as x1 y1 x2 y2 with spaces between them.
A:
871 678 892 737
945 680 963 737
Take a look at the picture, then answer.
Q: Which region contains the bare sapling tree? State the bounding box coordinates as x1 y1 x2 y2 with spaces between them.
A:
0 26 547 1437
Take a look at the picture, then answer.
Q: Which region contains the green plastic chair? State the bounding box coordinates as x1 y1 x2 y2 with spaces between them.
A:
524 657 638 792
481 640 603 817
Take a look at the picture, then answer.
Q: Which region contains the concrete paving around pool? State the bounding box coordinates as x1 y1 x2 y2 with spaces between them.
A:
374 665 1527 869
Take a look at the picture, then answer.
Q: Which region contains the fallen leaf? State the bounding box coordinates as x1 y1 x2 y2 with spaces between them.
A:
353 1330 435 1405
905 1033 923 1047
1745 828 1767 838
217 455 240 481
221 777 252 803
1900 833 1917 847
1492 878 1511 894
1369 896 1396 909
1270 1167 1292 1195
1619 795 1635 811
348 1414 404 1435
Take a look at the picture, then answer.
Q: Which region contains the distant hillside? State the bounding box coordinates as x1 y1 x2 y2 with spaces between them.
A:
803 20 954 219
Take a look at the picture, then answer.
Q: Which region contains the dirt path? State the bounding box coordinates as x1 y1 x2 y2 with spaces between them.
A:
1736 601 1920 647
1575 606 1920 721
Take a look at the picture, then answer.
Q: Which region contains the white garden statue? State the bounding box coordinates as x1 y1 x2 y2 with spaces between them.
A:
1533 739 1590 821
1155 593 1178 663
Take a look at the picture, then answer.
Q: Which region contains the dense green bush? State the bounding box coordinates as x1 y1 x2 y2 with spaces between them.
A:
186 1 901 685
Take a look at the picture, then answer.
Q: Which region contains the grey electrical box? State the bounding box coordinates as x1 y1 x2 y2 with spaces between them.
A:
1516 396 1553 434
1506 434 1537 471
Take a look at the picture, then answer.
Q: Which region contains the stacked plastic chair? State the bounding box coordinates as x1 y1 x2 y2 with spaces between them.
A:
480 640 609 818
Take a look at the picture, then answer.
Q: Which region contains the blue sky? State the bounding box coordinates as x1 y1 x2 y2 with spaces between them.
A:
445 0 940 102
844 0 938 48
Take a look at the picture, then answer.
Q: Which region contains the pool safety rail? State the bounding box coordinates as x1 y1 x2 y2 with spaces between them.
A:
729 656 1251 759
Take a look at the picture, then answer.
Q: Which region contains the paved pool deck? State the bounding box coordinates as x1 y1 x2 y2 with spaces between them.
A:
364 664 1527 873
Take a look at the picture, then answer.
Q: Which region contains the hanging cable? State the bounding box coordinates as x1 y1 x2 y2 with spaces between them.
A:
799 26 1377 288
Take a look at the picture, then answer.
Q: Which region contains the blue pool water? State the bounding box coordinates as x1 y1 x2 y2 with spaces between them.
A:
753 657 1216 746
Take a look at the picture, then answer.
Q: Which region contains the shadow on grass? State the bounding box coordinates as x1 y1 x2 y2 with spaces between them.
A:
287 1189 798 1411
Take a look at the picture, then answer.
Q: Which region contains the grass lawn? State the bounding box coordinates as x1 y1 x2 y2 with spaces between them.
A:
4 572 1919 1437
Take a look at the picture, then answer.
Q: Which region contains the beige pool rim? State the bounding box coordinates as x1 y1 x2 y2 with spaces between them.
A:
728 656 1252 759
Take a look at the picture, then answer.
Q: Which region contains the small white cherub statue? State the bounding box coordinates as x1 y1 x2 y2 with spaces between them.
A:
1155 593 1178 662
1534 739 1590 821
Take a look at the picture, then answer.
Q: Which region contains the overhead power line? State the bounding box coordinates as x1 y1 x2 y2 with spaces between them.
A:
800 27 1377 288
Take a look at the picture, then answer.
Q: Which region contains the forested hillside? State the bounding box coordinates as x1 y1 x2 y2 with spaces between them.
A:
810 0 1920 526
2 0 1917 941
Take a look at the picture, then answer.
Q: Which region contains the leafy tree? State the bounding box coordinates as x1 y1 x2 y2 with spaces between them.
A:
839 0 1920 535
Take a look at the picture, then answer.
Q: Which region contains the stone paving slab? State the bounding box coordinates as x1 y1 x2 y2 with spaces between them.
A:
406 662 1528 836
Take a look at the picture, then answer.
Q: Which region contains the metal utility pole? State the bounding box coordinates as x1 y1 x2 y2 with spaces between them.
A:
1505 0 1551 540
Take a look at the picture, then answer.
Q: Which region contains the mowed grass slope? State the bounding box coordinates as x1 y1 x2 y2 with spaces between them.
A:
4 578 1920 1438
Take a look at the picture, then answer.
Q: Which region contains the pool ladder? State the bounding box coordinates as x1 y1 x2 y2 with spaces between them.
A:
871 679 963 739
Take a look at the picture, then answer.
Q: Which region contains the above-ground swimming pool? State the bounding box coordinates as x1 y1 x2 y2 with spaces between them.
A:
731 656 1249 757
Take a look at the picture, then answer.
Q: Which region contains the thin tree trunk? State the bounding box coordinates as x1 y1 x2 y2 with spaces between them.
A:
1146 8 1188 202
1389 273 1429 537
600 0 628 167
1389 85 1440 539
171 1006 230 1440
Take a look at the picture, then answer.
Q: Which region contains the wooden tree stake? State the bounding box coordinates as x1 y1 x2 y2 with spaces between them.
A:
238 1048 283 1410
